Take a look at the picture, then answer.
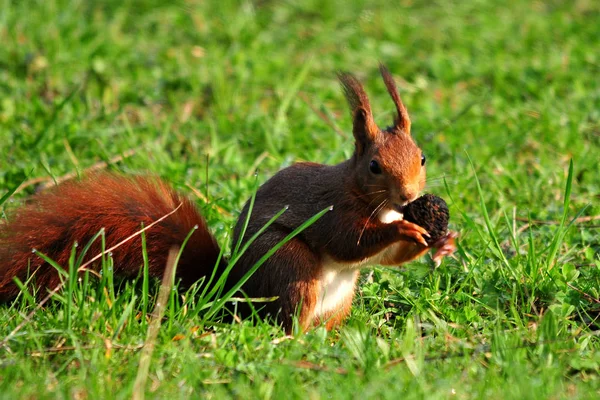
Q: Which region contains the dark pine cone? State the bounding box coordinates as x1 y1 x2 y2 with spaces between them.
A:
403 194 449 245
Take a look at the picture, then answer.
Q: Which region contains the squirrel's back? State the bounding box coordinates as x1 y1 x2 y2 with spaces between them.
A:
0 174 222 300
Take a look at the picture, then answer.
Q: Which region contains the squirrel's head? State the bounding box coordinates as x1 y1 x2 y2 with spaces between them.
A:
339 65 426 214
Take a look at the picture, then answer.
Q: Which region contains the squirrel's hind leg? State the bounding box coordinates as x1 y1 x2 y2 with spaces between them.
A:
233 231 322 333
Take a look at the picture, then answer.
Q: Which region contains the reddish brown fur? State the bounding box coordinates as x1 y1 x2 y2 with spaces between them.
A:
228 71 436 332
323 296 355 331
0 67 455 334
383 240 429 266
0 174 222 300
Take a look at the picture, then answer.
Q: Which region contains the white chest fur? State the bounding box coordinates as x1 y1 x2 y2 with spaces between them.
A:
377 208 404 224
316 251 390 319
313 264 359 319
313 207 405 320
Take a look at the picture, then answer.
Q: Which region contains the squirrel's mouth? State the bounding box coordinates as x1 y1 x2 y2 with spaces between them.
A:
393 203 407 213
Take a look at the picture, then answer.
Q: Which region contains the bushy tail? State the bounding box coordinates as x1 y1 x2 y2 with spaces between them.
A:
0 173 223 300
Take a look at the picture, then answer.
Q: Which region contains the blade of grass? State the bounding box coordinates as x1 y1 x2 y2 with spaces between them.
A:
29 85 80 149
132 247 179 400
467 153 515 278
166 225 198 329
546 159 573 269
197 206 289 311
112 293 138 341
203 205 332 321
66 243 78 330
140 225 150 326
0 173 29 207
233 174 259 255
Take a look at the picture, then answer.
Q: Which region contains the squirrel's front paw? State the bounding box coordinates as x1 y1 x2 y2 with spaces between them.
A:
397 219 429 247
431 231 458 266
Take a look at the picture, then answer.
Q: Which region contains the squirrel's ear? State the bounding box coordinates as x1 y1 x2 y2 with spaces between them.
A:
379 64 411 135
338 72 380 155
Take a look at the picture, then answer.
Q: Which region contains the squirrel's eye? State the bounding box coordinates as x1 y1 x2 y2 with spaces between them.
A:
369 160 382 174
421 154 426 166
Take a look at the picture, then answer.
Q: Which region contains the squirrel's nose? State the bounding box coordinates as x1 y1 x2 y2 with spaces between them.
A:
399 190 419 204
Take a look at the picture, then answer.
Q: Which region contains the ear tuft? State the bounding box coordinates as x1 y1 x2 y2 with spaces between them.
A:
338 72 380 153
379 63 411 134
338 72 370 115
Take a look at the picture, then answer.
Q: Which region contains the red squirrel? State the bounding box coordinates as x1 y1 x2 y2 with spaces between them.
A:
0 65 456 332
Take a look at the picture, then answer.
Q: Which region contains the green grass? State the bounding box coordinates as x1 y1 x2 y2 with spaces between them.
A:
1 0 600 398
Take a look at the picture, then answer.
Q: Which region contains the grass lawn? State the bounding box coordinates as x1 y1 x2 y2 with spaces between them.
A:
1 0 600 398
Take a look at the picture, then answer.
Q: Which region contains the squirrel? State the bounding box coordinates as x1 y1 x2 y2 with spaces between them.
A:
0 65 456 332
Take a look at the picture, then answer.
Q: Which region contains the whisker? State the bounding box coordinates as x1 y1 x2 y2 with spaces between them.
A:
423 183 449 188
426 173 456 180
422 179 459 187
357 198 388 246
364 192 385 210
363 186 389 191
354 189 388 200
423 173 456 181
